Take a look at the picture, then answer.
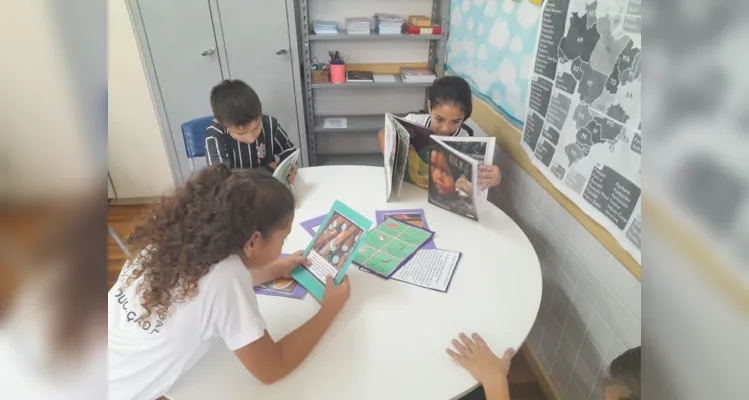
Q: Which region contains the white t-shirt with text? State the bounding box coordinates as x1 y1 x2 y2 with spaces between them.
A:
107 254 266 400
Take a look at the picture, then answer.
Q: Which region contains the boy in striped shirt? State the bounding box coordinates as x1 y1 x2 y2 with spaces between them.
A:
205 79 297 183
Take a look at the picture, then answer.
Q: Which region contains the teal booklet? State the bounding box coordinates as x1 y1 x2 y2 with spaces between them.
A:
291 201 372 301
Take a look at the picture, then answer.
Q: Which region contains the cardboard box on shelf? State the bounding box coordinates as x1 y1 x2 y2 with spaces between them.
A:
312 70 330 84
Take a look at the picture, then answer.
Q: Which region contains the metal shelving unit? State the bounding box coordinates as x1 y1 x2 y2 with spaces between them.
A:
310 76 435 89
313 115 387 133
309 33 441 41
298 0 451 166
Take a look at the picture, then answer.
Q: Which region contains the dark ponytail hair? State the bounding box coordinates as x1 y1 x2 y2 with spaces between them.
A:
428 76 473 119
125 163 294 322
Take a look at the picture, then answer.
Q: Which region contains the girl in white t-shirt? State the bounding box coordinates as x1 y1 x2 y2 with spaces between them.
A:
108 164 350 400
377 76 502 190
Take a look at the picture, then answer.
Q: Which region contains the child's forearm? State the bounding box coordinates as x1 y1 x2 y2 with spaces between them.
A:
277 306 338 376
482 375 511 400
250 267 277 286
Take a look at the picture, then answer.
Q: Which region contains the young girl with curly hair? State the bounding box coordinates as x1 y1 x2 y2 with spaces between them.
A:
108 164 350 400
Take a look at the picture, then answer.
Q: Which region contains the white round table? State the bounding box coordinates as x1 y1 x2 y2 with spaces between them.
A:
167 166 541 400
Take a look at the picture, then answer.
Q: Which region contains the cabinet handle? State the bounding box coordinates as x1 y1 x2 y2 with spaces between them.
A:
275 48 289 55
201 47 216 57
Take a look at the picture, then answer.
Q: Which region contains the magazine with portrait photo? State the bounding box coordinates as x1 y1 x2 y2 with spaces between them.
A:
428 137 479 221
431 136 495 200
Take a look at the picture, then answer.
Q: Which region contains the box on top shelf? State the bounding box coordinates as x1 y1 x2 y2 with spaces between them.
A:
405 24 441 35
407 15 432 28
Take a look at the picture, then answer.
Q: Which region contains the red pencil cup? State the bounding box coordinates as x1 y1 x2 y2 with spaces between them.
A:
330 64 346 84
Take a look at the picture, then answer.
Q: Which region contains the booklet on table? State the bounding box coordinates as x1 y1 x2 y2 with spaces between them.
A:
375 208 435 249
391 249 461 292
300 208 462 293
352 217 434 278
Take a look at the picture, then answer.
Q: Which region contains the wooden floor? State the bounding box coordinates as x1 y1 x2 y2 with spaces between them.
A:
108 204 151 288
108 204 546 400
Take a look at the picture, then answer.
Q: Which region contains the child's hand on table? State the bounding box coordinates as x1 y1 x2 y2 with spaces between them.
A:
478 165 501 190
321 275 350 317
288 167 297 185
446 333 514 393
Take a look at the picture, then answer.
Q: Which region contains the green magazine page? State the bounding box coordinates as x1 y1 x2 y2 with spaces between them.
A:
353 217 434 278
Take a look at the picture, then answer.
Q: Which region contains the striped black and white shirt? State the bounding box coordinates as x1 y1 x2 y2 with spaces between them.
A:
205 115 296 169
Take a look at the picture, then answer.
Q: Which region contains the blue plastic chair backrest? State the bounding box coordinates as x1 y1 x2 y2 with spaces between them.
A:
181 116 215 158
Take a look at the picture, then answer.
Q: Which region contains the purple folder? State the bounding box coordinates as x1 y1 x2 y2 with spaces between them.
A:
299 214 327 236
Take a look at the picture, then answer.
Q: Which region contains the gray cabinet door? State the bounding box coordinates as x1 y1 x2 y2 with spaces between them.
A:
216 0 303 152
134 0 224 183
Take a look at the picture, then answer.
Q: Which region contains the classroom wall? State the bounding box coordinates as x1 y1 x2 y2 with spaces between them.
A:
445 1 641 398
446 0 542 125
108 0 175 198
488 147 641 399
0 1 100 201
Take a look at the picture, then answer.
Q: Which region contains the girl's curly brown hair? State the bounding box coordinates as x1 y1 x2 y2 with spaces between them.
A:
125 163 294 322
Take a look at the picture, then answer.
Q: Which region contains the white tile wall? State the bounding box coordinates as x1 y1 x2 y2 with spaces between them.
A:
489 149 641 400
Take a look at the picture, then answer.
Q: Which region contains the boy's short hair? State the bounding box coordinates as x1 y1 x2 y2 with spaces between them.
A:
607 346 641 400
428 76 473 119
210 79 262 127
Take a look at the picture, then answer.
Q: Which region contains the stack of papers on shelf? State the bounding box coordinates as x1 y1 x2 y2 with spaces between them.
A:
345 17 371 35
312 20 338 35
323 118 348 129
400 68 436 83
375 13 403 35
346 71 374 82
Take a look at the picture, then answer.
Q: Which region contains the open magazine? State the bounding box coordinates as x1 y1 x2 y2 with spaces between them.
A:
273 149 301 203
383 114 434 202
428 136 495 221
434 136 496 201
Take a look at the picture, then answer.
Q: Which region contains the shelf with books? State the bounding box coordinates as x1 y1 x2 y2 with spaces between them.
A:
309 33 441 41
313 114 406 133
310 74 432 89
300 1 450 166
314 115 380 133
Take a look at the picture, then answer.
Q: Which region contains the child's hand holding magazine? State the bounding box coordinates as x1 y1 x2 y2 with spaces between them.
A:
321 276 351 317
